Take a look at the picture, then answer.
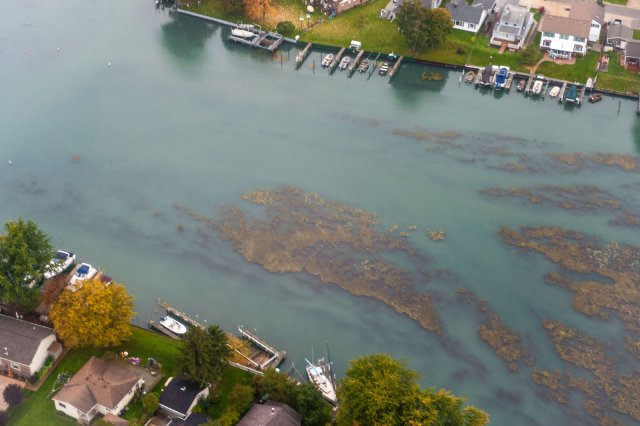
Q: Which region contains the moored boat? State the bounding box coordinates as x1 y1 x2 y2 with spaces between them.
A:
494 67 509 90
565 84 578 103
532 80 543 95
481 66 493 86
306 358 337 405
321 53 334 68
464 70 475 84
517 79 526 92
44 250 76 279
231 28 255 38
160 316 187 335
339 56 351 71
69 262 97 286
358 58 369 73
379 62 389 76
549 86 560 98
589 93 602 103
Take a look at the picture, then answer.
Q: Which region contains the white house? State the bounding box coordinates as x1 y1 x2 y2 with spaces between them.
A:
490 4 534 50
53 356 144 423
446 0 488 33
568 0 604 44
0 314 61 379
159 378 209 420
539 15 589 58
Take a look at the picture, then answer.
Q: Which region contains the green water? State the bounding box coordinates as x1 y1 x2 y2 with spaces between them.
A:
2 1 640 424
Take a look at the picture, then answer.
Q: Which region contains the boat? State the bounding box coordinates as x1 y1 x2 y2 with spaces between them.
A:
306 358 337 405
464 70 475 84
379 62 389 76
480 66 493 86
493 67 509 90
339 56 351 71
532 79 543 95
549 86 560 98
321 53 334 68
565 84 578 103
358 58 369 73
516 79 526 92
44 250 76 279
230 28 255 39
69 262 97 286
589 93 602 103
160 316 187 335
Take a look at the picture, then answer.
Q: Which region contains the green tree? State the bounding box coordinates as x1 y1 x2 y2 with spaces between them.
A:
142 393 160 417
336 354 489 426
253 368 299 408
0 218 54 307
180 325 232 387
396 1 452 53
276 21 296 37
222 0 245 16
49 279 135 348
520 42 541 66
425 8 452 48
296 382 332 426
222 383 254 419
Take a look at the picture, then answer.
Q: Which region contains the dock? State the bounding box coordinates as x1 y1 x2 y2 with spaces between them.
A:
558 81 568 103
329 47 345 72
388 56 404 79
637 97 640 115
148 320 181 340
349 49 365 74
504 72 514 90
524 74 534 95
237 325 286 370
577 85 586 105
295 43 312 68
228 28 284 52
158 299 205 330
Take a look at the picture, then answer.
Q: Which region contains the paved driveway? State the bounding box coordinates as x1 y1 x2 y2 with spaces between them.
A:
0 375 25 411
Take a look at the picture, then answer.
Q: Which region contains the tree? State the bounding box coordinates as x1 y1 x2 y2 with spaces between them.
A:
222 383 254 420
0 411 7 426
276 21 296 37
425 8 452 48
244 0 271 23
3 384 24 406
296 382 332 426
336 354 489 426
396 1 452 53
222 0 245 16
253 368 299 408
49 279 135 348
142 393 160 417
180 325 232 387
0 218 54 307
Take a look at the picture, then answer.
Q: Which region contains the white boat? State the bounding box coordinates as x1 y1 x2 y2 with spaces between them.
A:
44 250 76 279
339 56 351 71
231 28 255 38
321 53 334 68
69 262 97 286
160 316 187 335
306 358 337 405
532 80 543 95
379 62 389 76
548 86 560 98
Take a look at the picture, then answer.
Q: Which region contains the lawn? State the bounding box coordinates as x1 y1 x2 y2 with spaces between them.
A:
189 0 310 29
8 327 182 426
604 0 628 5
634 29 640 40
204 365 254 418
596 52 640 93
535 51 599 83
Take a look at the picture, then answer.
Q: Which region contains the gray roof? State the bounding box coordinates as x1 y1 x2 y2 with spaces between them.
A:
447 0 485 25
471 0 494 11
627 41 640 58
0 314 55 365
237 401 302 426
541 15 589 39
499 4 529 27
569 0 604 23
607 22 633 41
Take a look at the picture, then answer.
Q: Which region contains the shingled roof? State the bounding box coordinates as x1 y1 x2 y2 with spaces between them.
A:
447 0 485 25
159 378 206 417
607 22 633 41
541 15 589 39
54 357 141 414
237 401 302 426
627 40 640 59
569 0 604 23
0 314 55 365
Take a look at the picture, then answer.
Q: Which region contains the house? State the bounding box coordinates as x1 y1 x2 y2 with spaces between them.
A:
318 0 370 15
567 0 604 43
446 0 488 33
159 378 209 420
168 413 212 426
0 314 62 379
237 400 302 426
624 40 640 66
53 356 144 423
539 15 589 58
606 21 634 50
490 3 534 50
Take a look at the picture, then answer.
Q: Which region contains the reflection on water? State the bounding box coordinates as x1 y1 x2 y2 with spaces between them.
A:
160 14 216 64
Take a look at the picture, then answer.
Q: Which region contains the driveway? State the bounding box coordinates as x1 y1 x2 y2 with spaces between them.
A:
529 0 640 28
0 375 25 411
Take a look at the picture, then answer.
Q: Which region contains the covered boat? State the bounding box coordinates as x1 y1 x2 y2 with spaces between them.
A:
494 67 509 90
160 316 187 335
306 358 337 405
481 66 493 86
565 84 578 103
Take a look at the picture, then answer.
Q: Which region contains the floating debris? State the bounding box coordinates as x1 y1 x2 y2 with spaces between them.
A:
427 229 446 241
549 152 639 173
71 154 81 163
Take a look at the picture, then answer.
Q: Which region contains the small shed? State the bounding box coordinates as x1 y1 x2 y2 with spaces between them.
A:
350 40 362 51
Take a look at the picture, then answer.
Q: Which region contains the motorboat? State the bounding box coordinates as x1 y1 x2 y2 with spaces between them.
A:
532 79 543 95
493 67 509 90
160 316 188 335
306 358 337 405
589 93 602 103
565 84 578 103
339 56 351 71
464 70 475 84
321 53 334 68
379 62 389 76
44 250 76 279
231 28 255 38
548 86 560 98
358 58 369 73
69 263 97 286
480 66 493 86
516 79 526 92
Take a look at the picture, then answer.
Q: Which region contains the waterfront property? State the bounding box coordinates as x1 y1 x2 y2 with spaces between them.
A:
605 21 634 51
566 0 604 44
624 40 640 67
238 400 302 426
446 0 493 34
52 356 144 423
0 315 62 379
490 3 534 50
158 377 209 421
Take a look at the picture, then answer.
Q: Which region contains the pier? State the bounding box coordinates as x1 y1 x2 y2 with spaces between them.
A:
524 74 534 95
329 47 345 72
558 82 568 103
637 97 640 115
237 325 286 370
504 72 514 90
577 85 586 105
295 43 312 68
388 56 404 79
349 49 366 74
158 299 205 330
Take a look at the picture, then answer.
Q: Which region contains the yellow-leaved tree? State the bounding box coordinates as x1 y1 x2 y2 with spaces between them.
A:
50 278 135 348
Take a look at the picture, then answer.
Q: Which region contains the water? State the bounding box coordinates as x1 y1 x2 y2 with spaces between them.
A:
2 1 640 424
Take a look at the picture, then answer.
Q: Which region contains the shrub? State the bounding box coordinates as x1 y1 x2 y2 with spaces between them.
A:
0 411 7 426
142 393 160 416
276 21 296 37
3 384 24 406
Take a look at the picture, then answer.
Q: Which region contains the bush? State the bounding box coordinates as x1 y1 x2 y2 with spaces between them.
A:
142 393 160 416
3 384 24 406
0 411 7 426
276 21 296 37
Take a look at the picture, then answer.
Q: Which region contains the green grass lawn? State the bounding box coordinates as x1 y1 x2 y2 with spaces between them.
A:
535 51 599 83
8 327 183 426
604 0 628 5
205 365 254 418
597 52 640 93
634 29 640 40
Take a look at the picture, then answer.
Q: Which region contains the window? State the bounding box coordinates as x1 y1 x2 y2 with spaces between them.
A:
58 403 66 409
574 45 583 52
559 34 569 40
575 36 585 43
543 40 551 47
10 362 20 370
543 32 554 38
591 22 599 28
469 23 476 29
454 20 463 26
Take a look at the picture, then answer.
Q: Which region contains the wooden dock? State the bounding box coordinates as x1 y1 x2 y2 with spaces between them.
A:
504 73 514 90
329 47 345 72
558 81 567 103
349 49 365 73
158 299 205 330
637 97 640 115
295 43 312 68
237 325 286 370
524 74 534 95
577 85 586 105
388 56 404 79
148 320 181 340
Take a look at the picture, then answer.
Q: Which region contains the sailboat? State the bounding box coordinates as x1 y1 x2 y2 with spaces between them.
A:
305 357 337 405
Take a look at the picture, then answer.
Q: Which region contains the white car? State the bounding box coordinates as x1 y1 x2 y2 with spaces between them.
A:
44 250 76 279
69 263 97 286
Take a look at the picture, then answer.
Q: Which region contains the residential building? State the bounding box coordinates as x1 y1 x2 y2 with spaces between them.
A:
53 356 144 423
567 0 604 43
447 0 488 33
539 15 589 58
237 401 302 426
624 40 640 66
159 378 209 421
318 0 371 15
606 21 634 50
0 314 61 379
490 3 534 50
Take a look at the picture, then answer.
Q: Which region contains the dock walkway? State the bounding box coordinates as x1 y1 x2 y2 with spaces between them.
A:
349 49 365 73
388 56 404 79
158 299 205 330
329 47 345 72
295 43 312 67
